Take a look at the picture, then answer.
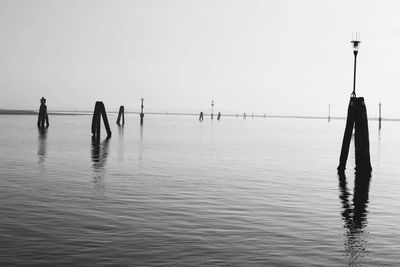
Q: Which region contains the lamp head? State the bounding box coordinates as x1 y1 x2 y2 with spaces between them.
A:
351 40 361 52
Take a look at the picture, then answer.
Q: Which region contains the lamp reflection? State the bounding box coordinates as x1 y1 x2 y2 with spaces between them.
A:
338 171 371 265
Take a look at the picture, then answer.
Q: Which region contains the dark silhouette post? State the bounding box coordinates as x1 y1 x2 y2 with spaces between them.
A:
243 113 246 119
199 112 204 121
140 98 144 125
338 97 356 172
91 101 112 138
116 105 125 126
354 97 372 173
211 100 214 120
37 97 49 128
379 102 382 130
338 36 371 174
217 112 221 120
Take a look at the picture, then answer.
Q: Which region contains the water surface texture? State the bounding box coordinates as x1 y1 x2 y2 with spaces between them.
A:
1 114 400 266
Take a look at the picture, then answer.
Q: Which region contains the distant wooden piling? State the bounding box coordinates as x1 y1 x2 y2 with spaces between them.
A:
338 97 371 173
91 101 112 138
328 104 331 122
116 105 125 126
199 112 204 121
37 97 49 128
140 98 144 125
243 113 247 119
379 102 382 130
211 100 214 120
217 112 221 120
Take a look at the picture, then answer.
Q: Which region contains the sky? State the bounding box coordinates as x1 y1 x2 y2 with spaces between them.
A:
1 0 400 117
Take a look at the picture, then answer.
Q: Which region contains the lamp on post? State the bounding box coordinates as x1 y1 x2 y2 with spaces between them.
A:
351 38 361 97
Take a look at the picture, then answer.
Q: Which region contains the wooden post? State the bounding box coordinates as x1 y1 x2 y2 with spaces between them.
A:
217 112 221 120
91 101 112 138
92 102 100 138
211 100 214 120
140 98 144 125
117 105 125 126
37 97 49 129
338 97 372 173
379 102 382 130
337 97 356 172
243 113 246 119
354 97 372 173
328 104 331 122
199 112 204 121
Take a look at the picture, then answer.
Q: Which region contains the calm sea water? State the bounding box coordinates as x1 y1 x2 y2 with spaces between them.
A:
1 114 400 266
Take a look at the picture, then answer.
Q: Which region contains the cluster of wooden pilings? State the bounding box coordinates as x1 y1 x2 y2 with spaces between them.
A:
37 36 379 179
338 97 372 174
37 97 49 129
91 101 112 138
36 98 147 138
337 37 373 176
90 99 145 138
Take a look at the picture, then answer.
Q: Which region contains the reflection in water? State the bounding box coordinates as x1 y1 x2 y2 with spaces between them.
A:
37 128 48 163
338 171 371 266
117 126 124 161
91 137 110 185
138 126 143 168
377 130 381 168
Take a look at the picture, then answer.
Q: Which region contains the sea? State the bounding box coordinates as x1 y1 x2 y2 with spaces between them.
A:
1 113 400 266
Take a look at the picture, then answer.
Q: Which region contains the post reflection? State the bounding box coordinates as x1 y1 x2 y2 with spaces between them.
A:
91 137 110 183
37 128 48 163
139 126 143 167
117 125 124 161
338 171 371 265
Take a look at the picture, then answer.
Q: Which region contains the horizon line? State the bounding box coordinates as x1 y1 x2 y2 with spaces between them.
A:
1 108 398 121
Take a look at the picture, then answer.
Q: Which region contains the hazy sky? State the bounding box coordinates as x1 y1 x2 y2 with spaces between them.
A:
1 0 400 117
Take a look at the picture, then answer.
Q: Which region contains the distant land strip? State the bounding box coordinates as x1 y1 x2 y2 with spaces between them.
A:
1 109 399 121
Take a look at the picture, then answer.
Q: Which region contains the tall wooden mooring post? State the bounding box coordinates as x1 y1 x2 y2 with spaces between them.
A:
338 37 372 174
